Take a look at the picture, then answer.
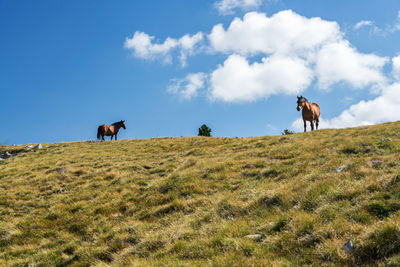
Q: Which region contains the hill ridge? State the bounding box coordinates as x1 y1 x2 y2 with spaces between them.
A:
1 121 400 266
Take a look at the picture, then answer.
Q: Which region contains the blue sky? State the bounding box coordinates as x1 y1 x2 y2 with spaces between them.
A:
2 0 400 144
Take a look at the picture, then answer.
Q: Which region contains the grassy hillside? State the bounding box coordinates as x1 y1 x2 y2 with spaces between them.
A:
1 122 400 266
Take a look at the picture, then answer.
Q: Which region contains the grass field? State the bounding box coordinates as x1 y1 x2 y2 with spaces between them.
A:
1 121 400 266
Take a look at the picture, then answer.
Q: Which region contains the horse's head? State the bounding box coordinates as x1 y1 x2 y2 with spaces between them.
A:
120 120 126 129
296 96 308 111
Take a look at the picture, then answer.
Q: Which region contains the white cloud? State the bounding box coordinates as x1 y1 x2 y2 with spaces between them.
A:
291 82 400 131
209 54 313 102
392 54 400 79
124 31 177 63
206 11 387 101
316 41 388 89
168 73 207 100
126 10 389 102
124 31 204 66
354 20 373 30
394 11 400 31
388 10 400 32
178 32 204 67
208 10 342 57
214 0 262 15
366 11 400 35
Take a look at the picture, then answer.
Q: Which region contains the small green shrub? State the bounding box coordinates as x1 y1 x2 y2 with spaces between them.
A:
365 201 389 218
198 124 211 137
272 217 288 232
282 129 295 135
341 147 358 154
355 225 400 264
364 200 400 218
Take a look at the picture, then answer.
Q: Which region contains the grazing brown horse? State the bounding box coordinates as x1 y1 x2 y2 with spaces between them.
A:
97 120 126 141
296 96 320 132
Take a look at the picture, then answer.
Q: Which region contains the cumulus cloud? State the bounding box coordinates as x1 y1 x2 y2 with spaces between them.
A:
178 33 204 66
124 31 204 66
214 0 262 15
208 10 341 56
209 54 313 102
168 73 207 100
124 31 177 63
316 41 388 89
354 20 373 30
126 10 389 102
205 10 387 101
392 54 400 79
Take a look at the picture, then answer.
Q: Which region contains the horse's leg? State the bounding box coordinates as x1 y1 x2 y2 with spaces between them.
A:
316 119 319 130
303 120 307 132
115 134 117 140
111 135 113 141
102 134 105 141
310 121 314 131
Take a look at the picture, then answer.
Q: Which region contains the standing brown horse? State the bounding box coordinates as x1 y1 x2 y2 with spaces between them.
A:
296 96 320 132
97 120 126 141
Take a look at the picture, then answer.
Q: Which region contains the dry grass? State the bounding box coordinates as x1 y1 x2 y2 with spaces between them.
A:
1 121 400 266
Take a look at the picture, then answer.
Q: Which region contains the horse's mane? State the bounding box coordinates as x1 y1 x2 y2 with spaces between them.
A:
112 121 123 126
298 96 308 103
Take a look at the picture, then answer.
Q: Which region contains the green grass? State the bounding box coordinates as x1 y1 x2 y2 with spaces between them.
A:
1 121 400 266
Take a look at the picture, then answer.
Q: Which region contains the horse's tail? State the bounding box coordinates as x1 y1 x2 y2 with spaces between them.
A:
97 126 102 140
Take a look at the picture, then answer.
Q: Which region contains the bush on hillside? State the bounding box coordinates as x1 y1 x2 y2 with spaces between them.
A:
282 129 295 135
198 124 212 137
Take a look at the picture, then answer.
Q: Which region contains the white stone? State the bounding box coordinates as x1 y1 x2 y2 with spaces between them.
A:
336 165 347 173
34 144 42 149
342 240 354 251
1 152 12 159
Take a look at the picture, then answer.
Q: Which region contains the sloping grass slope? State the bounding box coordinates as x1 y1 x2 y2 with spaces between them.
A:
1 122 400 266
